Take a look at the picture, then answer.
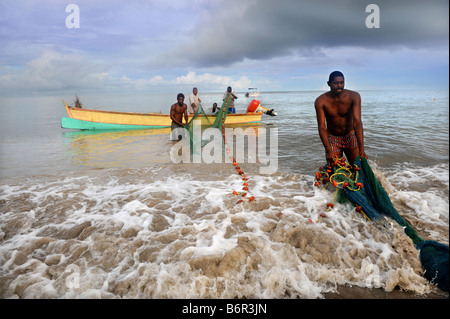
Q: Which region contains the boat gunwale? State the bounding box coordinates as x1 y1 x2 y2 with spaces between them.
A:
66 106 170 117
65 105 262 118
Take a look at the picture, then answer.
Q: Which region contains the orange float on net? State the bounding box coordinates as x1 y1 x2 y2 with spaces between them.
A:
242 193 247 197
242 186 249 191
343 182 349 189
314 181 320 187
248 196 255 202
355 205 363 212
236 199 243 204
332 180 338 187
356 183 363 189
326 203 334 209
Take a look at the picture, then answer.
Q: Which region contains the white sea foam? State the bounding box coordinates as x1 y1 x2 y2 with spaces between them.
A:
0 161 448 298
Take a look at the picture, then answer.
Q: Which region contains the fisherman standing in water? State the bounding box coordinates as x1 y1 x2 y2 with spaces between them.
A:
314 71 367 164
170 93 188 141
188 87 201 114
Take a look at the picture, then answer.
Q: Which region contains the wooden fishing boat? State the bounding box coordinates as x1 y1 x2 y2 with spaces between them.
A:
61 100 263 130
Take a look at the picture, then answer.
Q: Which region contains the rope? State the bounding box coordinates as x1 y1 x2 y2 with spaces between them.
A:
221 93 255 204
186 93 255 205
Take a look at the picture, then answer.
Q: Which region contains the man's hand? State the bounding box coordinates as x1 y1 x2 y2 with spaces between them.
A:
326 151 341 163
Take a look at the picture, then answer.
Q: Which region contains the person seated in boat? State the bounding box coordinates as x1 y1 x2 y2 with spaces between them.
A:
223 86 237 113
188 87 201 114
212 102 218 113
314 71 367 165
170 93 188 141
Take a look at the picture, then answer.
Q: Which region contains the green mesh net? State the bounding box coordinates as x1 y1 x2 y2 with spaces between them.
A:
184 92 233 152
315 157 449 291
181 93 255 204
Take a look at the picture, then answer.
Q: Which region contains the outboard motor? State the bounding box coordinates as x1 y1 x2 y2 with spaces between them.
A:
246 100 277 116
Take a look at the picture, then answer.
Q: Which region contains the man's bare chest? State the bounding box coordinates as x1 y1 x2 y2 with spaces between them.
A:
174 104 185 113
325 101 352 117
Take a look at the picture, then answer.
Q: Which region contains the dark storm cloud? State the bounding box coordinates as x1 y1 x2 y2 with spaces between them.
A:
180 0 449 67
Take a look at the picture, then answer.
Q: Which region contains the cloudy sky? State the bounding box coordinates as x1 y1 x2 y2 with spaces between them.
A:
0 0 448 96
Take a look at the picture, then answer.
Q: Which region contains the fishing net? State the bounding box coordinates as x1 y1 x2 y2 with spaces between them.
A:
315 157 449 292
184 92 233 150
182 93 256 204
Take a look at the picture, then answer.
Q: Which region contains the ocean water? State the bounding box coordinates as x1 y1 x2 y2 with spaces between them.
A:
0 90 448 299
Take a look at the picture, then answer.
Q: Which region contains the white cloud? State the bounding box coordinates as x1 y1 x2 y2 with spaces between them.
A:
0 50 257 95
0 50 111 94
174 71 252 90
148 75 165 85
118 71 254 91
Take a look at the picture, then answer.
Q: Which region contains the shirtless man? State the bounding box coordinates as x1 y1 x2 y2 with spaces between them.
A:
170 93 188 141
314 71 367 164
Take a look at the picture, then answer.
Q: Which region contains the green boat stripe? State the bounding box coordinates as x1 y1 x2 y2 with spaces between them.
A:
61 118 170 130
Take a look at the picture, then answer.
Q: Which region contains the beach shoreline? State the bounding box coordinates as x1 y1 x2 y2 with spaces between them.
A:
323 285 448 299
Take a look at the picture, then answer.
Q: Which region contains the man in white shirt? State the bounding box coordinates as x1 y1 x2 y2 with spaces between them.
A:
188 87 201 114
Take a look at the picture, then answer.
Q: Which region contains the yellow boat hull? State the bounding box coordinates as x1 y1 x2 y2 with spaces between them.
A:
61 101 262 130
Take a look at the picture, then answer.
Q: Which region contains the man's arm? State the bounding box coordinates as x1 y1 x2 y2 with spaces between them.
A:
315 98 340 162
352 92 367 158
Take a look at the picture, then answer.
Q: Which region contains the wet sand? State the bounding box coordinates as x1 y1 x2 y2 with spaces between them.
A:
324 285 448 299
